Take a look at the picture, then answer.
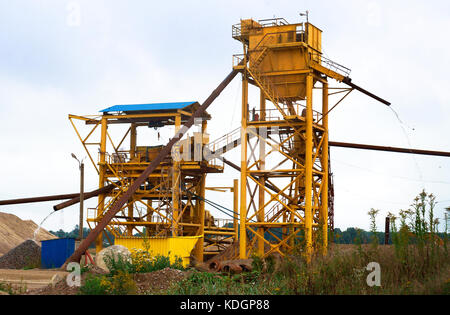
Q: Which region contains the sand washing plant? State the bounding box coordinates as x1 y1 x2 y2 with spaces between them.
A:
2 16 449 268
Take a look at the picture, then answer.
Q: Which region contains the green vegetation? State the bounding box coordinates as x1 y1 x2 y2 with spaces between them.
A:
77 248 184 295
168 189 449 295
78 271 137 295
103 249 184 276
0 281 27 295
70 189 450 295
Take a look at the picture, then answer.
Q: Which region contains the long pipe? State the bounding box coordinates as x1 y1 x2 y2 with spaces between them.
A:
329 141 450 157
53 182 117 211
4 139 447 209
62 68 240 268
0 193 80 206
343 77 391 106
0 182 118 208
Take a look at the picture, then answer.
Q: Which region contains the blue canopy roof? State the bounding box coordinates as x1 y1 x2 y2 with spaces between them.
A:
100 101 198 113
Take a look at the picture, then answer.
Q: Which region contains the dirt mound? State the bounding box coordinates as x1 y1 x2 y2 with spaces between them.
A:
25 265 108 295
0 240 41 269
26 267 187 295
0 212 56 256
134 268 187 293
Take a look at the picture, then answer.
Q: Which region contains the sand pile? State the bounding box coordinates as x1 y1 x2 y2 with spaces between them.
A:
0 212 56 256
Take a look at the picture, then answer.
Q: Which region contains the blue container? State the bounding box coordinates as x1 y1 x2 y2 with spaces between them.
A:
41 238 75 269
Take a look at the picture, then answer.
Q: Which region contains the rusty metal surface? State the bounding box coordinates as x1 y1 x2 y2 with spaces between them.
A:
329 141 450 157
62 68 239 268
385 217 390 245
212 259 253 273
0 193 79 206
342 77 391 106
53 182 117 211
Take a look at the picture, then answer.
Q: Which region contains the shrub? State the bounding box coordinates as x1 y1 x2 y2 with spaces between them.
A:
78 271 136 295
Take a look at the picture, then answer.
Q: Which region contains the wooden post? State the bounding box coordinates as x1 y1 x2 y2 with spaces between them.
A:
384 217 390 245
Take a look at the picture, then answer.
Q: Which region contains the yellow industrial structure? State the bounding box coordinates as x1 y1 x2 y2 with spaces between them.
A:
232 18 351 260
68 102 238 262
63 16 389 264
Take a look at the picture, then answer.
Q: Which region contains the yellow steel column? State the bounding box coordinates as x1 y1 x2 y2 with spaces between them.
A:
193 119 207 261
172 114 182 236
146 200 152 237
194 173 206 261
97 116 107 252
127 123 137 236
239 69 249 259
257 89 266 256
320 82 329 256
233 179 239 243
304 75 314 262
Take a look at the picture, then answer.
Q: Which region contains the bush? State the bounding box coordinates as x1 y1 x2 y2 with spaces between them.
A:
78 271 136 295
103 248 184 275
78 275 109 295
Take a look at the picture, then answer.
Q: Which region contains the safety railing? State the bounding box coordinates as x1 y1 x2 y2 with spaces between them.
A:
312 53 351 77
103 151 130 164
249 104 322 122
232 24 242 39
206 127 241 154
206 217 236 229
232 54 245 67
250 29 307 54
257 18 289 27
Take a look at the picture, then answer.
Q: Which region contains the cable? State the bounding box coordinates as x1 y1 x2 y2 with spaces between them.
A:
333 159 450 185
183 189 239 220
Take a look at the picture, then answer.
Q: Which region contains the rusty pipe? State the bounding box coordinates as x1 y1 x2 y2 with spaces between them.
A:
53 182 118 211
329 141 450 157
342 77 391 106
0 193 80 206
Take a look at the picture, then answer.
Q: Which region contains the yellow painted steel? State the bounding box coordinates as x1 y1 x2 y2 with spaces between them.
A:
115 236 201 267
66 17 348 265
233 17 336 262
69 103 237 263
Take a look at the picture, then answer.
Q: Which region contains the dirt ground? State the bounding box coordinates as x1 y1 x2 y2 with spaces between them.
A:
20 266 188 295
0 268 68 292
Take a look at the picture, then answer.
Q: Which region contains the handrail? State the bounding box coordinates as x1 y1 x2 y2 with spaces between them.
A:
312 53 351 77
251 29 307 53
257 18 290 26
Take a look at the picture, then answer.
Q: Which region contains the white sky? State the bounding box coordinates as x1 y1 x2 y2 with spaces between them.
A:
0 0 449 233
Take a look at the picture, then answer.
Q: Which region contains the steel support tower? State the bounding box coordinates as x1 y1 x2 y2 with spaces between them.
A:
232 18 351 260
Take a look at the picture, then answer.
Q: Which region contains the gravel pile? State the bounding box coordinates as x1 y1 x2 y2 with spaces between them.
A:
134 268 187 293
0 239 41 269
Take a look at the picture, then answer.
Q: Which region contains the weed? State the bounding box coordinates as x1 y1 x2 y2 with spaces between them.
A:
78 271 137 295
168 190 450 295
0 280 27 295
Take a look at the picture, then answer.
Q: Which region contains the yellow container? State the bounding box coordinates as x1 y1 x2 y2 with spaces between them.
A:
245 20 322 101
114 236 201 267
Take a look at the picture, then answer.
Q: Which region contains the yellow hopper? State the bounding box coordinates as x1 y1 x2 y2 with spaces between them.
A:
114 235 201 267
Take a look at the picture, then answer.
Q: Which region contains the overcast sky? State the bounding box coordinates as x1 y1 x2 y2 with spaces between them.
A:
0 0 449 233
